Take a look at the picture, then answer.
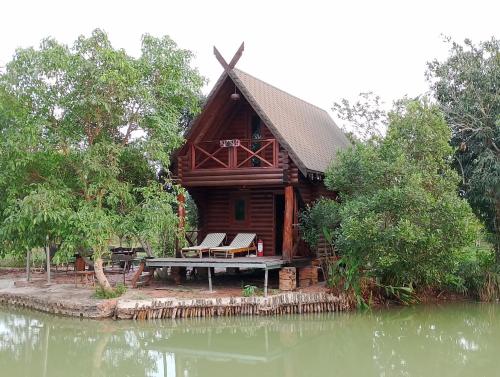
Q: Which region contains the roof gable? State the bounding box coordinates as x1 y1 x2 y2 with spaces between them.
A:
185 68 350 176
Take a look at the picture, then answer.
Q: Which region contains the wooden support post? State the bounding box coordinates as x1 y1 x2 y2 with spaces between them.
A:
208 266 213 292
264 268 269 297
176 193 186 258
282 185 294 261
26 249 31 282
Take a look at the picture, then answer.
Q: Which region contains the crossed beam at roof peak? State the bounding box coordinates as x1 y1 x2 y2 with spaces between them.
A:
213 42 244 72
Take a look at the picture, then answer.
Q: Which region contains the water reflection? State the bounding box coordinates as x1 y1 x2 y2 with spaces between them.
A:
0 303 499 377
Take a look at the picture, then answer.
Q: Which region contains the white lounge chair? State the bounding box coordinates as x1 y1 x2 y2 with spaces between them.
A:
210 233 257 258
181 233 226 258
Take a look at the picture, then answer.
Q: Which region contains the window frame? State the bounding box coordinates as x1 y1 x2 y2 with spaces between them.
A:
230 194 250 226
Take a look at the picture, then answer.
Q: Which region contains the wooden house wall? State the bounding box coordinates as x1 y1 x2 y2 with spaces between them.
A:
192 188 277 256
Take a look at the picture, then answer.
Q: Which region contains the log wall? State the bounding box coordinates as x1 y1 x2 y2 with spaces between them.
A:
194 188 276 256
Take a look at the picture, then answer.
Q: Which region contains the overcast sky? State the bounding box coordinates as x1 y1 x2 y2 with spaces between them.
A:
1 0 499 117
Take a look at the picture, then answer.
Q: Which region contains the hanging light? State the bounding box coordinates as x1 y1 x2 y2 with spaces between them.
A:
230 86 240 101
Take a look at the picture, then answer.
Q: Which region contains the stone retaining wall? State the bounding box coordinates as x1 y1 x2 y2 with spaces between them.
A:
0 285 116 318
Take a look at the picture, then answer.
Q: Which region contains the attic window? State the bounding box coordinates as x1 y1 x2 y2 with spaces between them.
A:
251 115 261 167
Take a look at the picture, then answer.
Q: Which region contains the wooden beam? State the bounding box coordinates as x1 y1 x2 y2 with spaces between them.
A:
213 46 229 70
282 185 294 261
176 193 186 257
227 42 244 70
213 42 244 72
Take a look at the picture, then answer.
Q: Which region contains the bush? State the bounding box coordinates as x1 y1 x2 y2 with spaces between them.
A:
94 282 127 299
301 100 482 307
242 284 258 297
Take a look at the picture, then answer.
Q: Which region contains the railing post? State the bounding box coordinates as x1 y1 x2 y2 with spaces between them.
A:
190 144 195 170
230 146 237 168
273 139 278 167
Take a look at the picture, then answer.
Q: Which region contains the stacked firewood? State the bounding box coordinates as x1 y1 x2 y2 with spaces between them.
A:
279 267 297 291
298 266 318 288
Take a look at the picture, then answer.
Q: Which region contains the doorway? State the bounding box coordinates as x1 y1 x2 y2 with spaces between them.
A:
274 194 285 255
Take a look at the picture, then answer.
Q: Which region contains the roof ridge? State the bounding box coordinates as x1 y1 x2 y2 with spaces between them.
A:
233 68 330 115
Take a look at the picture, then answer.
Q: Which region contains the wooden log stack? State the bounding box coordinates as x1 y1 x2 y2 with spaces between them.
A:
115 292 352 320
279 267 296 291
298 266 318 288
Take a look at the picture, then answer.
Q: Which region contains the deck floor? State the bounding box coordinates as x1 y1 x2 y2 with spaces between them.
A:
145 256 286 270
143 256 311 295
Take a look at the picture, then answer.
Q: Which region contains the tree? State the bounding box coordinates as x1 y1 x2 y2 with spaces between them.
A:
427 37 500 260
303 100 480 299
0 30 204 293
332 92 388 142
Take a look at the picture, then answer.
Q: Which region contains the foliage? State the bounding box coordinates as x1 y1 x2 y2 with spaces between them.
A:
375 281 419 306
242 284 258 297
94 282 127 299
427 37 500 260
299 198 340 249
0 29 204 290
332 92 388 142
302 99 481 306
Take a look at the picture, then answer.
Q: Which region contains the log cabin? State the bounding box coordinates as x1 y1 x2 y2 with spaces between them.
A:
174 44 350 261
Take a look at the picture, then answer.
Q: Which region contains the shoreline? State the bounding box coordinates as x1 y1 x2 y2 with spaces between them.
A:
0 283 352 320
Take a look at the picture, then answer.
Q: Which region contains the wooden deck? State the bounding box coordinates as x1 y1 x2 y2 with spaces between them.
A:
145 256 285 270
144 256 309 296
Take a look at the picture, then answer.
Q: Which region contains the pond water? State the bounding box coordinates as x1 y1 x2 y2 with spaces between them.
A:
1 303 499 377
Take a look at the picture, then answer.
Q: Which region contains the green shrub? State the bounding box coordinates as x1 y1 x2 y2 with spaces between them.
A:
94 282 127 299
242 284 258 297
301 100 482 308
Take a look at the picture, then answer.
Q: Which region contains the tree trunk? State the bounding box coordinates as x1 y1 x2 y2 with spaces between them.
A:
94 257 113 293
495 199 500 264
139 238 154 257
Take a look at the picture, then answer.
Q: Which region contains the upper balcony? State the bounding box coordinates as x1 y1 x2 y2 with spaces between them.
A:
178 138 293 187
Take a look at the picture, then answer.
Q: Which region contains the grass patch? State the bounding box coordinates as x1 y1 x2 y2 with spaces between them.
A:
94 282 127 299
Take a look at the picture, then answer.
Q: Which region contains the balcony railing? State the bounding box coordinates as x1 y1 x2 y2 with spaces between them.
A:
190 138 278 170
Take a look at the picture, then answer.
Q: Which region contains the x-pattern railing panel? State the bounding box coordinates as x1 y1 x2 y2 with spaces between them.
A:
191 139 277 169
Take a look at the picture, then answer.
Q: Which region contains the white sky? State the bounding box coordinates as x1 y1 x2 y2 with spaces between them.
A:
1 0 499 117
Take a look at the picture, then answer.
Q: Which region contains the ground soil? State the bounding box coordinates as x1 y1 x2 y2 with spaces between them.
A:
0 266 329 301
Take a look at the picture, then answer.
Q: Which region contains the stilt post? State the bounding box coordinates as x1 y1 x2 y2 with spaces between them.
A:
208 267 213 292
264 268 269 297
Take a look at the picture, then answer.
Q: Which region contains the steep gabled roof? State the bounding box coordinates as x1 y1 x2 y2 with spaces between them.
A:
229 69 350 175
185 68 351 177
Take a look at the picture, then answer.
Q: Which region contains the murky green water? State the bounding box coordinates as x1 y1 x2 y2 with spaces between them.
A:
1 303 499 377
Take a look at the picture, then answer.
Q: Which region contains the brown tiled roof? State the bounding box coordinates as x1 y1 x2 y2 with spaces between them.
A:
229 69 350 175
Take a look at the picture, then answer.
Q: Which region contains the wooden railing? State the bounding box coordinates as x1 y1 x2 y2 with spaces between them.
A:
190 139 278 169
